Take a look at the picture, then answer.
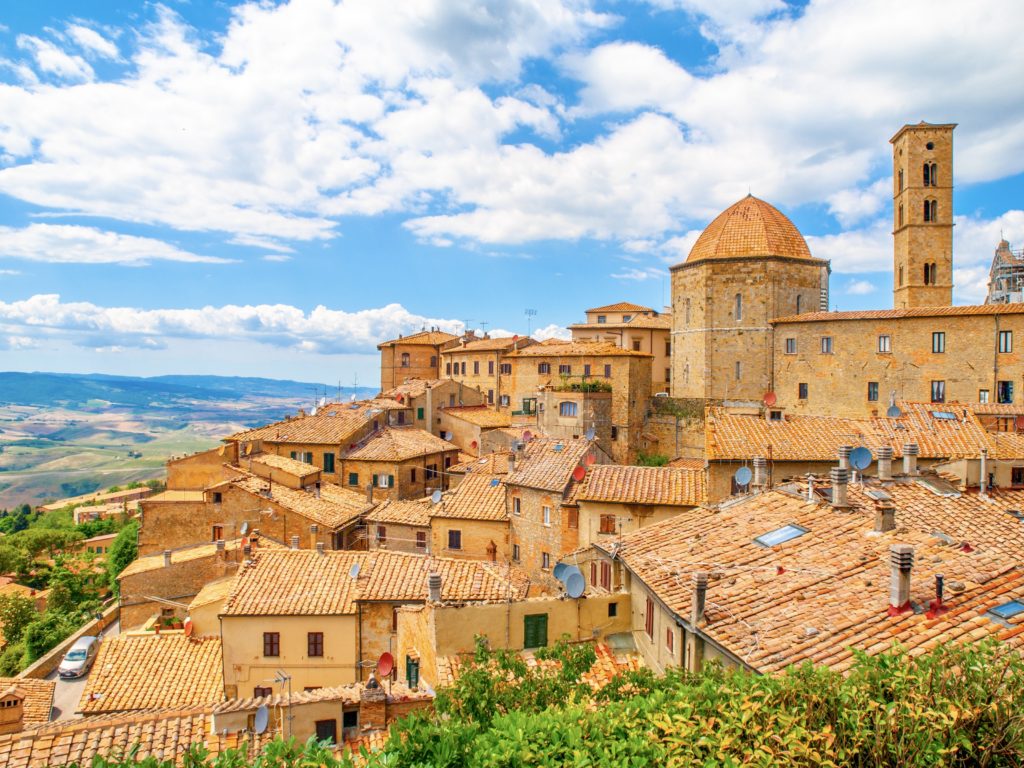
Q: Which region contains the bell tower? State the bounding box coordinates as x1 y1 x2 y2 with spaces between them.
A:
891 122 955 308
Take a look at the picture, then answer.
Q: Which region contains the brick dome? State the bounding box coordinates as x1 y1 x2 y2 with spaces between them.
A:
686 195 813 263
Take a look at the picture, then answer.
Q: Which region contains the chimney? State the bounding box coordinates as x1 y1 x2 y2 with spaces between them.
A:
427 572 442 603
366 482 374 504
980 448 989 497
752 456 767 491
926 573 949 618
838 445 852 471
310 524 319 549
876 446 894 481
359 673 387 730
215 539 226 559
830 467 849 508
888 544 914 615
243 543 252 559
290 535 300 549
508 452 516 475
163 549 172 567
806 474 815 502
314 481 321 499
902 443 919 475
690 572 708 626
874 500 896 532
316 542 325 555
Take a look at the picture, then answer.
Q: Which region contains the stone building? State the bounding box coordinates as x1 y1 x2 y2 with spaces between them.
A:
339 427 460 501
379 378 484 434
986 238 1024 304
377 329 460 392
569 302 673 393
440 335 536 405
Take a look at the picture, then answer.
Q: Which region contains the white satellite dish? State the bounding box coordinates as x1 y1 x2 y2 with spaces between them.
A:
584 427 596 441
253 705 269 734
734 466 752 486
565 572 585 598
349 562 361 579
430 490 442 505
350 394 357 402
240 521 249 535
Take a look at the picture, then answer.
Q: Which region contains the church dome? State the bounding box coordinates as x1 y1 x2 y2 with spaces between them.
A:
686 195 813 263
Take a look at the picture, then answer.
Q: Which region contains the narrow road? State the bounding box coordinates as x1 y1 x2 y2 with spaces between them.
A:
46 620 120 721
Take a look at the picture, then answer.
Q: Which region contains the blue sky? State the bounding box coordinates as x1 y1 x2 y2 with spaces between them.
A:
0 0 1022 385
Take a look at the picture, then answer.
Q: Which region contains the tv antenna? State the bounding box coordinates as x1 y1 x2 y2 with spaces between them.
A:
480 321 489 333
524 308 537 336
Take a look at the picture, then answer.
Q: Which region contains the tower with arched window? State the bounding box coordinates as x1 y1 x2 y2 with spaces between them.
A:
891 122 955 308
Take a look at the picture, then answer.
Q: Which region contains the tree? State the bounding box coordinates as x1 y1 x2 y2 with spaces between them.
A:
106 520 138 593
0 594 37 644
9 528 82 560
22 613 76 662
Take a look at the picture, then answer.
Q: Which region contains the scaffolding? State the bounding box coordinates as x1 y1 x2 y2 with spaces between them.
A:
986 239 1024 304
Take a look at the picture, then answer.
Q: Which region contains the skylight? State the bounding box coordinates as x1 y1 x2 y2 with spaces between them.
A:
930 410 958 420
989 600 1024 620
754 524 808 548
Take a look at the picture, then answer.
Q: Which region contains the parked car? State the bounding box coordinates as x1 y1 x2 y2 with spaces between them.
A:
57 636 99 679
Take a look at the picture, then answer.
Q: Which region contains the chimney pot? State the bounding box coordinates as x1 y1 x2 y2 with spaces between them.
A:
163 549 172 567
690 572 709 625
830 467 849 508
876 446 894 481
903 443 919 475
752 456 768 490
838 445 852 470
980 448 989 497
215 539 226 552
427 572 442 602
366 482 374 504
316 542 325 555
290 535 300 549
874 501 896 532
888 543 914 614
243 544 252 558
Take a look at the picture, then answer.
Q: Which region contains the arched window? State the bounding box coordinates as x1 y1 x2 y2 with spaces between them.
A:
924 264 931 285
930 199 937 221
898 168 904 192
929 163 937 186
929 263 938 285
923 163 931 186
558 401 578 417
796 294 802 314
734 293 742 321
400 352 410 367
923 199 937 222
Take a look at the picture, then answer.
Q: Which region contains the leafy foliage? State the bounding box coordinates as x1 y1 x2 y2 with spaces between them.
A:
107 520 139 593
635 451 670 466
0 593 36 644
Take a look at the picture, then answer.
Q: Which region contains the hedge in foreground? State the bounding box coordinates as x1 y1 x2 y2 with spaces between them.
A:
84 638 1024 767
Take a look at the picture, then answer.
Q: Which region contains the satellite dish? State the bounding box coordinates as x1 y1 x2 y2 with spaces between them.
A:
565 572 585 598
558 565 582 586
585 427 596 441
585 453 596 466
553 562 570 581
572 466 586 482
253 705 269 734
734 466 753 486
377 652 395 678
430 490 443 504
522 430 533 442
349 562 361 579
396 394 404 403
763 391 777 407
350 393 357 402
886 405 902 418
471 440 478 449
183 617 193 637
850 446 872 470
240 522 249 535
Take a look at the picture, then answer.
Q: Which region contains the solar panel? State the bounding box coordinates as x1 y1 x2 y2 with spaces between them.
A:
930 410 958 421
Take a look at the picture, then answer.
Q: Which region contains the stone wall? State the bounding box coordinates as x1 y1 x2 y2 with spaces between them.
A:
166 446 238 490
429 517 508 562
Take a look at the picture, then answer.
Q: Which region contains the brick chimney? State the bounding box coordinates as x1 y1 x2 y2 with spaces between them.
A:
359 674 387 730
888 544 914 615
902 443 919 475
366 482 374 504
690 572 708 626
874 500 896 532
830 467 849 508
508 452 516 475
876 446 893 481
427 572 442 603
310 524 319 549
163 550 172 567
751 456 767 491
215 539 226 560
838 445 852 471
316 542 325 556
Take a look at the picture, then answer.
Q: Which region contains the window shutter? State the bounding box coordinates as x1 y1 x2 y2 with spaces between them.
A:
388 474 395 488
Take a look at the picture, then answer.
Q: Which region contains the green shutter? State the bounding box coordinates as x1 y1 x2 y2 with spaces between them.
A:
348 472 359 486
523 614 548 649
323 453 335 473
388 474 395 488
406 655 420 688
417 407 424 420
290 451 297 459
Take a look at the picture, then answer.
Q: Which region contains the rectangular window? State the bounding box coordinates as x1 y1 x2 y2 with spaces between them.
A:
878 335 891 353
512 543 520 561
416 407 424 420
410 468 417 483
542 506 551 526
488 360 495 374
445 362 452 375
665 367 671 382
932 332 946 353
254 686 273 698
999 380 1014 404
447 529 462 550
500 363 511 375
599 514 616 534
597 315 606 324
342 710 358 731
263 632 280 657
785 338 796 354
348 472 359 486
583 364 591 376
1013 467 1024 487
645 597 654 639
415 531 427 550
376 526 387 545
212 525 223 541
798 382 808 400
979 389 990 403
212 492 222 504
591 561 598 585
559 401 578 417
487 389 494 404
523 613 548 649
632 339 641 351
323 452 335 473
666 627 675 653
513 497 521 515
610 425 618 440
608 602 617 618
623 315 632 322
867 382 879 402
604 364 612 378
473 361 480 375
566 508 578 529
931 380 946 403
665 341 671 356
315 719 337 745
396 411 406 425
820 337 833 354
601 562 611 589
558 364 572 375
1000 330 1013 353
538 363 551 374
449 394 456 407
735 361 741 380
542 552 551 570
499 394 510 406
307 632 324 657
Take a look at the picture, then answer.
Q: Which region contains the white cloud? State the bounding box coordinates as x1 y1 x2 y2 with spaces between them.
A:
806 219 891 273
15 35 93 81
0 294 464 354
611 266 666 281
532 323 571 341
66 25 120 60
845 279 875 295
0 269 20 276
261 254 292 262
827 178 890 228
0 223 232 265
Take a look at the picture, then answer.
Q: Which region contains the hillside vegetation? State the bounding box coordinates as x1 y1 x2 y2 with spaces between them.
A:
85 638 1024 767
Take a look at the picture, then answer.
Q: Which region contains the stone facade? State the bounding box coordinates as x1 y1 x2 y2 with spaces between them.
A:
378 330 458 392
429 517 508 562
508 485 579 583
339 453 458 501
166 446 239 490
441 337 535 406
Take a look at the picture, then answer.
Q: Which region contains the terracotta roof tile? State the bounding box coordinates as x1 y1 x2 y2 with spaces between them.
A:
505 340 651 358
575 465 705 506
443 336 535 353
250 453 320 478
449 451 512 476
682 196 816 265
443 407 512 429
0 678 54 727
992 432 1024 459
506 439 603 493
379 378 447 400
364 498 431 527
230 475 368 530
345 428 457 462
377 330 459 348
118 538 251 580
432 474 508 521
668 457 705 470
187 577 237 614
78 635 223 715
230 400 400 445
585 302 655 313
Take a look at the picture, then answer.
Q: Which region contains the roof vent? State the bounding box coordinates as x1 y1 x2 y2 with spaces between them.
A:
902 443 919 475
428 572 442 603
876 446 894 481
887 544 914 616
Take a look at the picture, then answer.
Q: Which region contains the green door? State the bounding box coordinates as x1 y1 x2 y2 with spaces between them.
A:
523 613 548 649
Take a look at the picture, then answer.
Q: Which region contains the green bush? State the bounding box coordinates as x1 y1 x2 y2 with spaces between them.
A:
106 520 139 594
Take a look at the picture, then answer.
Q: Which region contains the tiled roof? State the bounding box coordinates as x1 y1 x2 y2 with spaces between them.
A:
570 314 671 331
991 432 1024 459
364 498 432 527
229 400 397 445
575 465 705 506
668 456 705 470
231 475 368 529
682 196 816 265
250 453 320 478
433 474 508 521
345 427 457 462
449 451 512 476
79 635 223 714
505 340 651 358
506 439 601 493
443 407 512 429
211 680 427 715
188 576 237 613
969 402 1024 416
601 489 1024 674
118 539 245 580
223 550 529 616
0 678 54 727
380 379 447 400
443 336 534 353
706 403 994 462
772 303 1024 324
377 330 459 348
585 302 655 313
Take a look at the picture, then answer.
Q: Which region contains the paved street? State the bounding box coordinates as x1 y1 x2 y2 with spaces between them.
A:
46 620 120 721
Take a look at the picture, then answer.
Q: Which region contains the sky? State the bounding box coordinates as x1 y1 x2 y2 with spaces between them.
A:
0 0 1022 386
